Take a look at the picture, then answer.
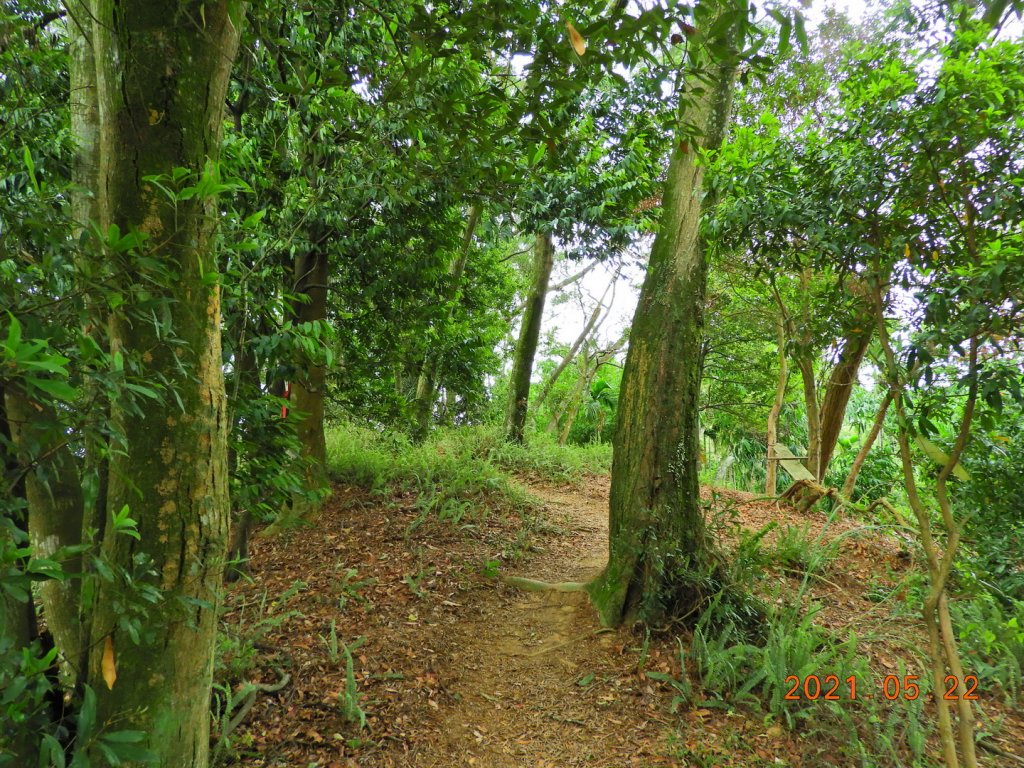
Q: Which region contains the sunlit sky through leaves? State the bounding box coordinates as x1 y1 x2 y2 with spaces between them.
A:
543 0 868 359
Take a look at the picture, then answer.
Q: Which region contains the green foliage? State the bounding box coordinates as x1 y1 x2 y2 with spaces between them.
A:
229 389 323 525
958 408 1024 601
951 594 1023 704
338 637 367 730
325 423 536 525
466 426 613 483
770 523 840 577
666 596 931 767
326 420 611 504
212 581 306 762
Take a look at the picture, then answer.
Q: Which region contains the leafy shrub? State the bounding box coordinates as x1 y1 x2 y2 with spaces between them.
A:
959 416 1024 602
951 594 1023 704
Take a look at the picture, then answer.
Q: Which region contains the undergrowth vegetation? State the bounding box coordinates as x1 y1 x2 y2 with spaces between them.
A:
668 508 936 768
325 422 611 508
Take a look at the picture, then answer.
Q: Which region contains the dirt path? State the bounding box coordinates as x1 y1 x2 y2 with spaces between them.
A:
411 479 681 768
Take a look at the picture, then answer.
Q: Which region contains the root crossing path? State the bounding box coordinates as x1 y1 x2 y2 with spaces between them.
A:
411 479 682 768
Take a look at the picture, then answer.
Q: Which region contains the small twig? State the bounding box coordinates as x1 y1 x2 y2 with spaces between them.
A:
221 671 291 741
778 567 845 592
979 738 1024 764
522 628 615 658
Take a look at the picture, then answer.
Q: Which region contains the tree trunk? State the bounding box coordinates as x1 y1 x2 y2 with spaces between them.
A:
505 231 555 444
290 246 330 518
68 0 109 553
3 390 85 662
0 384 38 763
765 311 788 496
841 389 892 499
412 203 481 441
816 324 872 479
76 3 242 766
587 13 740 626
796 354 820 479
874 282 977 768
556 360 595 446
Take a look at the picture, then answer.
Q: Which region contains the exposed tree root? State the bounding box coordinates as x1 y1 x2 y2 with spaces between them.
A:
780 478 841 513
979 738 1024 765
499 575 590 592
521 628 615 658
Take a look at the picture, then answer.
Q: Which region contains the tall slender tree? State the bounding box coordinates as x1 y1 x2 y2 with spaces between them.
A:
588 1 746 626
505 231 555 443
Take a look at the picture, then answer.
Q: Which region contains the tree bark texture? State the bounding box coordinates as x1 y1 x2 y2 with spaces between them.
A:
816 324 872 479
505 231 555 444
75 3 243 766
587 17 739 626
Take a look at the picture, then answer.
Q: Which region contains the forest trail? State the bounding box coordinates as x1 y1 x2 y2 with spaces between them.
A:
422 478 652 768
231 476 695 767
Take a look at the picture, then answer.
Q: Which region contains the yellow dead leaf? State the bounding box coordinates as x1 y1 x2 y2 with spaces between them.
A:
904 243 910 258
566 22 586 56
102 635 117 689
915 435 970 481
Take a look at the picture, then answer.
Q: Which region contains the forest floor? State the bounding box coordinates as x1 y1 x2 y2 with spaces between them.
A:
220 474 1024 768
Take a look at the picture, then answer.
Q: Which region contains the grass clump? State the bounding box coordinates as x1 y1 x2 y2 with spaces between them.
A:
770 522 840 577
455 425 612 483
325 421 537 526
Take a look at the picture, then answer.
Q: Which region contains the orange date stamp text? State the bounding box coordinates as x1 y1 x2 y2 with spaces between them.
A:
783 674 980 701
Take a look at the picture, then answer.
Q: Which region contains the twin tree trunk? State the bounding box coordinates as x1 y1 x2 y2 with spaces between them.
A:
71 2 242 765
505 232 555 444
587 18 739 626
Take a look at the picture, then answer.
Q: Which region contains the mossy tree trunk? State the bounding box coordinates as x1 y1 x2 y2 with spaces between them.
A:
505 231 555 444
74 2 243 766
290 244 330 518
587 11 740 627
